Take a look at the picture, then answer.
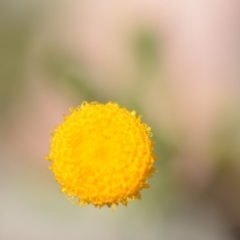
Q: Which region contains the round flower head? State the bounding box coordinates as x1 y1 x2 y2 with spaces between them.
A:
46 102 156 208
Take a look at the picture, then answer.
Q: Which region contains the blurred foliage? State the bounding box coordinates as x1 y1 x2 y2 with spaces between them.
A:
41 48 103 102
0 0 47 119
213 108 240 166
131 28 160 76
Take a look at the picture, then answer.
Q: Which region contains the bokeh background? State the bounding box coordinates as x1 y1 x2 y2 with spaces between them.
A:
1 0 240 239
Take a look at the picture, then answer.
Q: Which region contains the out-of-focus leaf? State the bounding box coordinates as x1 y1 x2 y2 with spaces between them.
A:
0 0 48 119
131 28 160 76
41 48 107 103
212 107 240 166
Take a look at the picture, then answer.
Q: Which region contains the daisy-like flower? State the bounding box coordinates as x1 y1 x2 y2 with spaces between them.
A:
46 101 156 208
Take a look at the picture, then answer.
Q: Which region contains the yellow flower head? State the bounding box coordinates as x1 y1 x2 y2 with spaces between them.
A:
46 102 156 208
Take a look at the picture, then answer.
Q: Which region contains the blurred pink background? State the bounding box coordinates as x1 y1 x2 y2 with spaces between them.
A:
0 0 240 239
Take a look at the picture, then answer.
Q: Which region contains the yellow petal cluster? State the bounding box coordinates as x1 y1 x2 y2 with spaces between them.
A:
46 102 156 208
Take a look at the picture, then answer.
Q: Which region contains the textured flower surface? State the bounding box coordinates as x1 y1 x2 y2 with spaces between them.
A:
46 102 156 208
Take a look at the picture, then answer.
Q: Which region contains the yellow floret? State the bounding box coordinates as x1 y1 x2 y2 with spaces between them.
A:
46 101 156 208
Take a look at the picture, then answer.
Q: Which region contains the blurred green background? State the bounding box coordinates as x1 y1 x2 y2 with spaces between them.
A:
0 0 240 239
